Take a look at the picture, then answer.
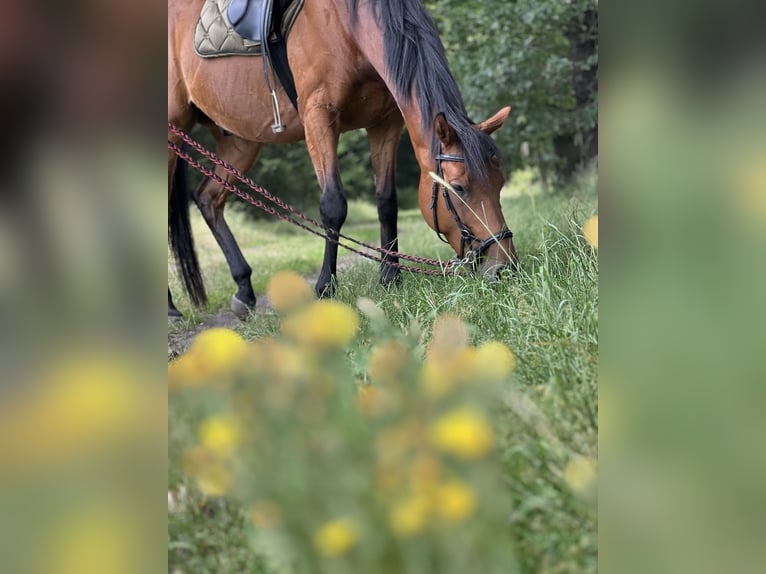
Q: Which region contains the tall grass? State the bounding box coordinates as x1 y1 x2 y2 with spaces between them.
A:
169 169 597 572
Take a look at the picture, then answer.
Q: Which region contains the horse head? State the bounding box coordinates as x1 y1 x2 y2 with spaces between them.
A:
421 106 519 277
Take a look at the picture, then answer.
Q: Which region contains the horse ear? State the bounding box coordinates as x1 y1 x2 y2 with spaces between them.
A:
434 112 456 147
476 106 512 135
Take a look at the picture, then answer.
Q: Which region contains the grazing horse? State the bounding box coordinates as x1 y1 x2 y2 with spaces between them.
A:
168 0 518 318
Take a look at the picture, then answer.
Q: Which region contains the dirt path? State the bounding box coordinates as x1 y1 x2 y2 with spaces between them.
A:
168 253 366 359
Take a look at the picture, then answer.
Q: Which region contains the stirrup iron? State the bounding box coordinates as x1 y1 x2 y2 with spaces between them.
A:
270 89 286 133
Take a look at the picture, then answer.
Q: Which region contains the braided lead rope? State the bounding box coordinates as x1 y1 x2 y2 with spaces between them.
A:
169 140 461 276
168 122 453 270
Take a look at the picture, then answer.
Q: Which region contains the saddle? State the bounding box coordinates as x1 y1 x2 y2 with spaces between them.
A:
194 0 304 58
227 0 270 44
194 0 303 122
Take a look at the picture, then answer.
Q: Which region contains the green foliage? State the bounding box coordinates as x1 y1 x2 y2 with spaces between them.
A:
168 171 598 573
427 0 598 182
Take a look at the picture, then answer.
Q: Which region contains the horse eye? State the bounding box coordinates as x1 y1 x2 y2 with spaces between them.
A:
451 183 466 194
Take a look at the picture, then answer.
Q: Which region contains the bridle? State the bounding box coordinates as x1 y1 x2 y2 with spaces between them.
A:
430 150 514 264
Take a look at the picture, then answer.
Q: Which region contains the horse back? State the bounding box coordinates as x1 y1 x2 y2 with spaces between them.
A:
169 0 397 141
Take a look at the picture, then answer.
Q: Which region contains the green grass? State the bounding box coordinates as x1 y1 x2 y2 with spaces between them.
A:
169 169 598 573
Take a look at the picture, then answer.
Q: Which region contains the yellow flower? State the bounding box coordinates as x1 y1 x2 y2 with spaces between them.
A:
313 518 358 557
189 328 247 378
434 480 477 524
409 455 442 489
427 314 470 362
181 446 232 497
368 340 409 383
377 422 421 460
430 408 494 460
281 300 359 349
388 494 431 537
266 271 313 312
198 415 241 457
357 385 395 417
736 154 766 224
47 504 140 574
168 352 203 390
583 216 598 248
249 501 282 529
564 456 597 497
473 341 516 382
419 361 457 398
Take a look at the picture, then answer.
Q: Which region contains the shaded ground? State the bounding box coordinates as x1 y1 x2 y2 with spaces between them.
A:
168 252 364 359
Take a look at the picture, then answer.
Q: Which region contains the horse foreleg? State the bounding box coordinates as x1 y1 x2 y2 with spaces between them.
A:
193 134 262 318
367 112 404 286
304 105 346 298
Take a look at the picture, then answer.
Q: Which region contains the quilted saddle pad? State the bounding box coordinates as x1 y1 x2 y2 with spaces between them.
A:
194 0 304 58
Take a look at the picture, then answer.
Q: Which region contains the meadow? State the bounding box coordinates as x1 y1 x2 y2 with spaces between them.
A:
168 169 598 573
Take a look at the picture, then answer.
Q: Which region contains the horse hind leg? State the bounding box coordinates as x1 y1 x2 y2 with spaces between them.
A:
193 132 262 318
367 112 405 287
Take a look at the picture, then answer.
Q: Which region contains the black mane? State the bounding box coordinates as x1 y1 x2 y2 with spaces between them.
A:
348 0 499 177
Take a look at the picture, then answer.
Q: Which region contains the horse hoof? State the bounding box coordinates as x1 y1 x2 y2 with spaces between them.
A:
231 294 254 319
380 270 402 288
168 308 183 321
315 284 335 299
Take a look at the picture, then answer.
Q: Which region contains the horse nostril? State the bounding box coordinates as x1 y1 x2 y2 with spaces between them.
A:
481 263 507 280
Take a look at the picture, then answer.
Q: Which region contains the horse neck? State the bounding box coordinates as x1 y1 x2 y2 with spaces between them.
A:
345 3 453 171
398 106 440 172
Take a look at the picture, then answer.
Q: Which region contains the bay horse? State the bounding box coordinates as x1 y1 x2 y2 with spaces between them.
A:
168 0 518 318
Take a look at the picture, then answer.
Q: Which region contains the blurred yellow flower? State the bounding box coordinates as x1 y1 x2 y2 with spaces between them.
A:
250 500 282 529
281 300 359 349
736 152 766 224
427 314 470 362
388 494 431 537
409 455 442 489
198 415 241 457
419 361 457 398
34 356 145 453
189 328 247 378
377 422 420 460
474 341 517 382
182 446 232 497
357 385 395 417
49 505 139 574
434 480 477 524
168 352 203 390
266 271 313 312
564 455 597 497
195 464 233 497
368 340 409 383
430 408 494 460
583 216 598 248
313 518 358 557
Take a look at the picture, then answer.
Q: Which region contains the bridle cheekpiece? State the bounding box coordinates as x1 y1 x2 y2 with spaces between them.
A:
430 149 514 266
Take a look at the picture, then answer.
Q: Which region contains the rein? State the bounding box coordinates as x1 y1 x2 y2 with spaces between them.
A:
168 122 464 276
430 150 514 263
168 122 511 275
